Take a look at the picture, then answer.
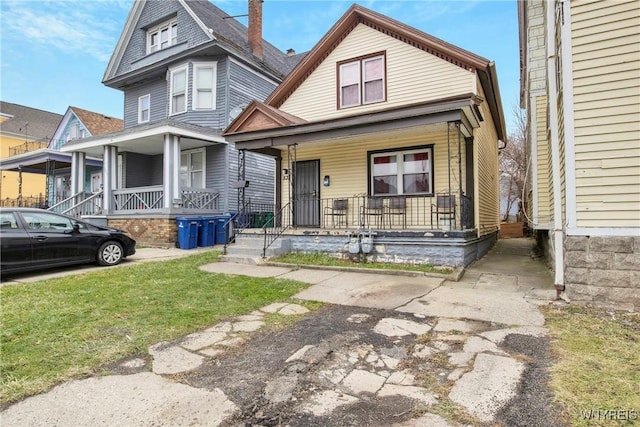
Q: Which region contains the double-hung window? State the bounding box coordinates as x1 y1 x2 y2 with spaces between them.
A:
180 149 205 188
170 65 188 115
138 94 150 123
370 147 433 196
338 52 386 108
147 19 177 54
192 62 217 110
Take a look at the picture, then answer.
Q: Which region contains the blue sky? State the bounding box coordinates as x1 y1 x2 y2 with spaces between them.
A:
0 0 521 133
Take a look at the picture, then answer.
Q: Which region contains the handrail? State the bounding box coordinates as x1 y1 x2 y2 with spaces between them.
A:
62 191 104 216
262 202 291 257
48 191 84 212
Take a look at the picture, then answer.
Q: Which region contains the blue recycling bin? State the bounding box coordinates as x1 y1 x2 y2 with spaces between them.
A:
198 216 216 247
176 216 199 249
214 214 232 245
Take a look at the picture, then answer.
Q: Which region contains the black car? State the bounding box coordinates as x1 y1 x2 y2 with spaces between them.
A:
0 208 136 275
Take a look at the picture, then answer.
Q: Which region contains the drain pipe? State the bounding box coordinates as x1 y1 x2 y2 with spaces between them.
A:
546 1 566 299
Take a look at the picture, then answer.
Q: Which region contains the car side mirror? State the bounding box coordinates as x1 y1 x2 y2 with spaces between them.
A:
72 223 81 233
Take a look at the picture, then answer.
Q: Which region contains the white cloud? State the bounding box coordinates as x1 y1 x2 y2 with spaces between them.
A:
1 0 132 62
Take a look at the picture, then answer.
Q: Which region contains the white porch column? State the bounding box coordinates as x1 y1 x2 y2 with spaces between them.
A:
102 146 118 212
163 134 181 208
70 151 86 195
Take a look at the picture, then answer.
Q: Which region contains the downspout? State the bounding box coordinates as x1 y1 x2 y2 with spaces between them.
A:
546 1 566 299
456 122 463 230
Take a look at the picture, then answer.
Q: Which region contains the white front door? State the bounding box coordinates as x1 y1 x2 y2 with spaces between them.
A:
90 172 102 193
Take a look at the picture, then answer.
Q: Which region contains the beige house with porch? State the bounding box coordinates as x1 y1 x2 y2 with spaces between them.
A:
224 4 506 266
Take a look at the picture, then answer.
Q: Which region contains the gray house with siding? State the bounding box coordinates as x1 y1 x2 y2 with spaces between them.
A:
61 0 303 246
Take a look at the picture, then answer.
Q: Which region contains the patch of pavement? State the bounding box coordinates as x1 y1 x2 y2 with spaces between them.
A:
449 353 526 422
0 372 237 427
396 285 547 326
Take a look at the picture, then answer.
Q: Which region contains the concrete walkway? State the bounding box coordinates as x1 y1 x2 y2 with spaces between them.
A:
2 238 560 426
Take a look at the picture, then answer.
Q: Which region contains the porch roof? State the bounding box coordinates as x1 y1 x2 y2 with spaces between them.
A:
0 148 102 173
224 93 484 150
59 119 227 157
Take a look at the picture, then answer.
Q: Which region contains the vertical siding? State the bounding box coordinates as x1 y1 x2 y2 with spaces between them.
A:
535 95 553 226
571 0 640 227
280 24 475 121
474 82 500 236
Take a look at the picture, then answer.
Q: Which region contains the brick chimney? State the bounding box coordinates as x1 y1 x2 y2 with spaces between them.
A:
248 0 263 57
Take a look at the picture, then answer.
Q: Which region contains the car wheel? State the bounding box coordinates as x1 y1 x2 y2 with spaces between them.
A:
97 241 124 266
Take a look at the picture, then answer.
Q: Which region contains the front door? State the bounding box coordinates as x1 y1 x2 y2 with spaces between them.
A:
293 160 320 227
90 172 102 193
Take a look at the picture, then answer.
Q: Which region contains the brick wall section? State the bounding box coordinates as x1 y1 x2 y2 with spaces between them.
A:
109 218 178 248
564 236 640 311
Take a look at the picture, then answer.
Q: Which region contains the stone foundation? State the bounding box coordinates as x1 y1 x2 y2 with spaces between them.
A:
276 230 497 267
109 217 179 248
564 235 640 311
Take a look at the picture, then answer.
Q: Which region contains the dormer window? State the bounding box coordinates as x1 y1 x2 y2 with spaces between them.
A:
338 52 386 109
147 19 177 54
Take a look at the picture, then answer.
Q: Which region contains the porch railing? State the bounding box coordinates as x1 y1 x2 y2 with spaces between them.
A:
113 186 164 211
181 187 219 210
308 194 469 230
263 202 292 257
110 186 219 212
48 191 103 217
64 191 103 217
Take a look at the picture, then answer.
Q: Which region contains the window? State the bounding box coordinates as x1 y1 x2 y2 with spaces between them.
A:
147 19 177 54
192 62 217 110
180 149 205 188
138 94 150 123
370 147 432 196
170 65 188 115
338 53 386 108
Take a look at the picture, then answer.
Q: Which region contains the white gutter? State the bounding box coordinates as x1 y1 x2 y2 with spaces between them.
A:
546 1 566 298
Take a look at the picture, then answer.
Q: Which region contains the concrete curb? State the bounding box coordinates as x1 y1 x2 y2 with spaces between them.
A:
264 261 464 281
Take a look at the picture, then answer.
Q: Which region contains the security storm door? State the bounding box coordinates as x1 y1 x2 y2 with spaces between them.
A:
293 160 320 227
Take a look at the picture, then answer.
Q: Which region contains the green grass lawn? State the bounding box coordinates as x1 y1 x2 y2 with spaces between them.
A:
272 252 453 274
0 251 309 404
542 304 640 426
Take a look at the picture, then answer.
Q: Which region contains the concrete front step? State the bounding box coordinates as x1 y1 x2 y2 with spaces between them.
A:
221 234 290 262
218 255 265 265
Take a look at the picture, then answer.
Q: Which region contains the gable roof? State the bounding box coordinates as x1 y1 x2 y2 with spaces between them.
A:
104 0 301 84
226 100 307 134
70 107 123 136
0 101 62 141
264 3 505 140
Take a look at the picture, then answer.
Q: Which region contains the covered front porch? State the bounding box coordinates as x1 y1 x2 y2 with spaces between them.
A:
224 95 497 265
59 120 228 217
